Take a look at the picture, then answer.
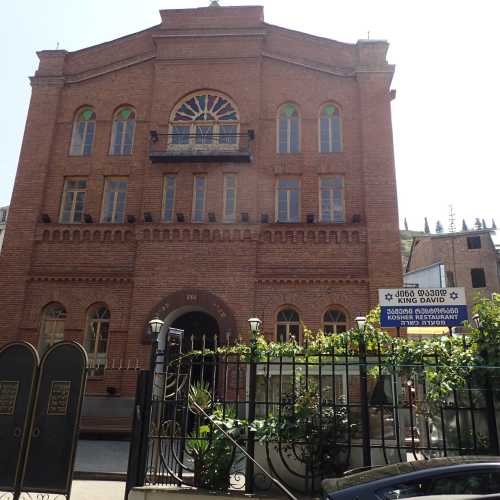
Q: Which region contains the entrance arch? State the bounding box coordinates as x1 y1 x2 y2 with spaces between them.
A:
143 289 238 345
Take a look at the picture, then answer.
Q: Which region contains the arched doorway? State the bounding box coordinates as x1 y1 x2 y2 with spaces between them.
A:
171 310 219 353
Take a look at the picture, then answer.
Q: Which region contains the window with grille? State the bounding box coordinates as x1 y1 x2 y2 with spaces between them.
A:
169 92 239 149
101 178 128 223
276 309 300 342
70 108 96 156
320 176 345 223
60 178 87 223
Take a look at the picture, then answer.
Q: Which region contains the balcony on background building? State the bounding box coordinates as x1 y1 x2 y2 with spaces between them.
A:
149 129 255 163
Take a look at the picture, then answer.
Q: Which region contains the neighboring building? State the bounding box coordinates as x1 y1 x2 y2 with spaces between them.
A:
406 230 500 314
0 206 8 253
404 262 445 289
0 4 401 414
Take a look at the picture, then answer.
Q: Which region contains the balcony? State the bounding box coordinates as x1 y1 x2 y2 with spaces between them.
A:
149 129 255 163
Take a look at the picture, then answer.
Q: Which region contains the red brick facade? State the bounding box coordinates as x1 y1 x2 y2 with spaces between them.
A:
0 5 401 397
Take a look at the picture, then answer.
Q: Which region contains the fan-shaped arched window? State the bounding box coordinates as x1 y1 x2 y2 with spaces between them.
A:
111 107 136 155
39 303 66 354
278 103 300 154
70 107 96 156
84 305 110 377
170 92 239 149
276 308 300 342
319 104 342 153
323 309 348 335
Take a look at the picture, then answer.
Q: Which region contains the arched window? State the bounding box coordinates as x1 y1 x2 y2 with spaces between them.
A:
70 107 96 156
39 303 66 354
323 309 348 335
84 306 110 377
276 308 300 342
169 92 239 149
319 104 342 153
278 103 300 154
111 107 136 155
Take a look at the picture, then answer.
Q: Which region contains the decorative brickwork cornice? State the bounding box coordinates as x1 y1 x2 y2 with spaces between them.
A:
255 276 368 285
65 53 155 84
30 76 66 87
29 275 133 284
36 224 366 245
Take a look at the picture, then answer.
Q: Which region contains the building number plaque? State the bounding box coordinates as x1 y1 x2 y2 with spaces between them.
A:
0 381 20 416
47 381 71 416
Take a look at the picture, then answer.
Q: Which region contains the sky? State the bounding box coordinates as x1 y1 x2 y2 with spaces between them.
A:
2 0 499 238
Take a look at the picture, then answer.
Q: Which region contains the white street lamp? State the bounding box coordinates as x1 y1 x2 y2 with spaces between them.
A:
472 313 481 329
148 317 165 338
248 317 262 336
355 316 367 331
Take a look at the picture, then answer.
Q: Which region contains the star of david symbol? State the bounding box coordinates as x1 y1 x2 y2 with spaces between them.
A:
450 292 459 300
385 293 394 301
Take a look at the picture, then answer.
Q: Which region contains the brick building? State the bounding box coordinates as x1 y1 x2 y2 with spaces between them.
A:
406 230 500 315
0 3 401 405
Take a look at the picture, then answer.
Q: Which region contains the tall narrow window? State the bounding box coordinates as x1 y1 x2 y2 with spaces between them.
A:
39 303 66 354
278 104 300 153
162 175 176 222
84 306 110 377
223 174 237 222
320 104 342 153
102 178 128 223
276 309 300 342
111 107 136 155
70 107 96 156
192 175 207 222
60 178 87 223
320 176 345 223
276 177 300 223
323 309 348 334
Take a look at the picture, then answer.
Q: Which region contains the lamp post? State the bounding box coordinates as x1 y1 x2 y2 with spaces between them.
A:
245 316 261 494
148 317 165 370
355 315 371 467
472 313 499 453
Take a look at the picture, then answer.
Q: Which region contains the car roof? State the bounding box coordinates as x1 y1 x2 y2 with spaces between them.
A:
322 456 500 494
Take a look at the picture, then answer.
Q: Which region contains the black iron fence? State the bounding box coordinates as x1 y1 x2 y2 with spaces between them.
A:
126 331 500 497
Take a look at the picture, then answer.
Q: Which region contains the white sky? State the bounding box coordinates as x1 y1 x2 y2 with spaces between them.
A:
2 0 499 237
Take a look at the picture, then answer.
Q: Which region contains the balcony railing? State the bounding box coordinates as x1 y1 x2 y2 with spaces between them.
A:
149 129 255 163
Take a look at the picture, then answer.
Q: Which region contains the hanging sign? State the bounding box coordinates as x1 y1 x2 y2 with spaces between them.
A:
379 287 468 327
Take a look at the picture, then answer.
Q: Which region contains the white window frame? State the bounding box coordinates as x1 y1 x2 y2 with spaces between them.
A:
59 178 87 224
319 176 345 223
101 178 128 224
276 177 300 223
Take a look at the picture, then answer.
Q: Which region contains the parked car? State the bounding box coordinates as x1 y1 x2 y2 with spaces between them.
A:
321 456 500 499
